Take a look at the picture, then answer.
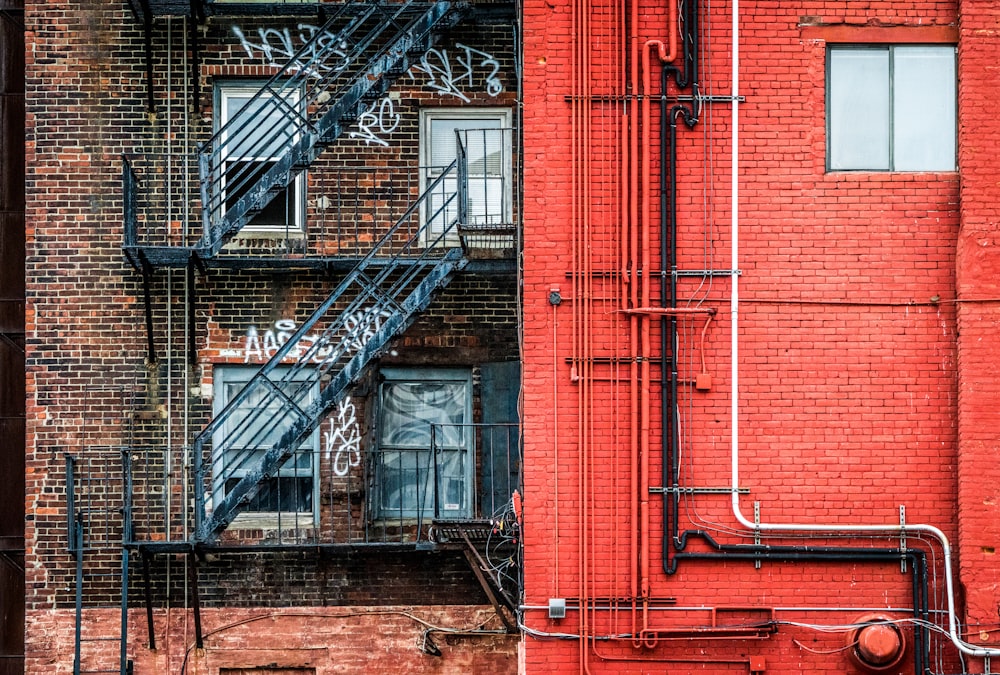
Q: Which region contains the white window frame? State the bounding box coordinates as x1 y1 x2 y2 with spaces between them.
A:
212 366 319 528
419 108 513 244
827 44 956 172
374 367 474 521
217 82 306 235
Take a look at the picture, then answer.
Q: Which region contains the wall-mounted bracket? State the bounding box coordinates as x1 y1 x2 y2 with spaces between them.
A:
753 501 761 569
899 505 907 574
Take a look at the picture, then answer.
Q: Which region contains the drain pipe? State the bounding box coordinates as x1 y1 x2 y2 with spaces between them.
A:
724 0 998 661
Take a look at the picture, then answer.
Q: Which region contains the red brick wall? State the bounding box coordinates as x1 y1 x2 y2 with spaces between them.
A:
521 0 981 671
956 0 1000 646
26 606 516 675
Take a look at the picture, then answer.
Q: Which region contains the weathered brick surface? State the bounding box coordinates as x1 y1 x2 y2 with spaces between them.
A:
24 0 520 671
26 606 516 674
955 0 1000 640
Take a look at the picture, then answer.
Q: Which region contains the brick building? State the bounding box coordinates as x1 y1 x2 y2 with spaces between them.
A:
19 0 522 672
519 0 1000 673
9 0 1000 673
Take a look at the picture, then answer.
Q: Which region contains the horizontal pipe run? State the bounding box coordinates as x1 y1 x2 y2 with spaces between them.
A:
623 307 717 315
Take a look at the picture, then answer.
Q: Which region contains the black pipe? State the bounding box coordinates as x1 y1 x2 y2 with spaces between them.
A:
669 531 930 675
659 0 700 576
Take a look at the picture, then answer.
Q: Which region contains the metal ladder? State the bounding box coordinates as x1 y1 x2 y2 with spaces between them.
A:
198 0 466 256
67 454 132 675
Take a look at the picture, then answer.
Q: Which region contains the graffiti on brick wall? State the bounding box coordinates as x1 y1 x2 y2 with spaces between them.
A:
324 397 362 476
407 43 503 101
231 20 505 145
232 23 504 102
242 307 393 364
232 24 350 78
347 96 401 147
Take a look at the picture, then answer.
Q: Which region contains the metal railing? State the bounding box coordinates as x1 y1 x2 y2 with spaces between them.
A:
193 160 467 541
198 0 461 255
118 423 521 547
365 422 521 542
123 144 518 265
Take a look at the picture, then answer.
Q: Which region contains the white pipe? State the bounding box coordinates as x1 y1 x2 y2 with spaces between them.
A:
724 0 997 660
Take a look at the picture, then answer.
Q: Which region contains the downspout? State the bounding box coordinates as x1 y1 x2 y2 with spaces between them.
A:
660 0 699 576
722 0 998 661
637 33 678 642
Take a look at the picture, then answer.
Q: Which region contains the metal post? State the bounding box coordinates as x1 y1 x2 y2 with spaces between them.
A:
120 547 129 675
73 515 83 675
188 553 204 649
456 131 468 226
120 450 132 674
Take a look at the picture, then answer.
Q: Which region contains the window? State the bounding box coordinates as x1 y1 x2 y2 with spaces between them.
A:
217 83 304 233
421 109 512 241
212 367 318 522
374 368 473 520
827 45 955 171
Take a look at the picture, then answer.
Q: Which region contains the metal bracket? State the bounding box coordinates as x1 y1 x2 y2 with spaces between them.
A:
899 505 907 574
649 486 750 495
754 501 762 569
985 654 991 674
674 269 743 278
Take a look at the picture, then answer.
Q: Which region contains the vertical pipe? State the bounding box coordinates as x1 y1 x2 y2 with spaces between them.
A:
626 0 641 641
142 553 156 650
660 68 676 574
120 450 132 674
637 35 677 636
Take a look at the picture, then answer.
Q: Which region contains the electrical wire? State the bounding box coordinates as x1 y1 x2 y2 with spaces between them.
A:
177 609 507 674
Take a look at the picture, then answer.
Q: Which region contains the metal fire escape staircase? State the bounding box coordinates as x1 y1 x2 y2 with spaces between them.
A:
179 3 481 542
124 0 468 267
194 163 469 541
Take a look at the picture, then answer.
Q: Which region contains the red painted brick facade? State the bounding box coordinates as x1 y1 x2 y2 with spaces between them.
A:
521 0 999 672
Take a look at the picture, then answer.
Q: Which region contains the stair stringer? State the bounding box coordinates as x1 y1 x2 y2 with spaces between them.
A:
199 1 467 256
195 248 469 541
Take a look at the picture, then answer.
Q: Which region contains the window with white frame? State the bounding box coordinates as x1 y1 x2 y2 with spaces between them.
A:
212 367 318 520
827 45 956 171
421 109 512 241
374 367 473 520
217 83 305 233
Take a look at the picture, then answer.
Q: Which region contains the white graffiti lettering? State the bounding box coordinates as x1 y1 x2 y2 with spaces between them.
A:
348 96 401 147
232 24 350 78
324 397 362 476
408 43 503 102
242 307 394 365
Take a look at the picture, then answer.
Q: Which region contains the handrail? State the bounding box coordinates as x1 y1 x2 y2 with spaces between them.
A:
194 160 465 540
198 0 459 254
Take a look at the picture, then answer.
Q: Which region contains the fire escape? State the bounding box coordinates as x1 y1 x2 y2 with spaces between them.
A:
66 1 521 672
